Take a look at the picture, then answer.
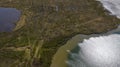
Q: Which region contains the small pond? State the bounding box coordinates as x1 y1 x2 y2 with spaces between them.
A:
0 7 21 32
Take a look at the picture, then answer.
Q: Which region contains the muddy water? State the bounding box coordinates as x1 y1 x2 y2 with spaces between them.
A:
50 0 120 67
50 25 120 67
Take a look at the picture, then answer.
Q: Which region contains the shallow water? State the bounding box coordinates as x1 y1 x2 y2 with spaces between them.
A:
0 7 21 32
50 0 120 67
68 34 120 67
50 25 120 67
67 0 120 66
67 24 120 67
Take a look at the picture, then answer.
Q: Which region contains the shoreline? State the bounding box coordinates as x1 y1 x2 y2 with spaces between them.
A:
50 35 83 67
50 34 101 67
50 25 120 67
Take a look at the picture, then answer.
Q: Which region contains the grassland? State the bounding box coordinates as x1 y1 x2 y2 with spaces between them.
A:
0 0 120 67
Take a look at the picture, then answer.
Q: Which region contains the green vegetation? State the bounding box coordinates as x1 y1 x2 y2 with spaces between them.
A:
0 0 120 67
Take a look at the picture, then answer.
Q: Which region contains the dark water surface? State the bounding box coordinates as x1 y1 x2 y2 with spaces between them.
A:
0 7 21 32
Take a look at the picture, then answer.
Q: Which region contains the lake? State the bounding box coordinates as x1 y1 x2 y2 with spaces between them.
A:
0 7 21 32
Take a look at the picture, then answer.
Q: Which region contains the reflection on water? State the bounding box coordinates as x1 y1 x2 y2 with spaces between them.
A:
68 0 120 66
0 7 21 32
67 25 120 67
68 34 120 67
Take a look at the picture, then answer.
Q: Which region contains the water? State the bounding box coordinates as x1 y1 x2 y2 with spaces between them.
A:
68 33 120 67
67 0 120 67
0 7 21 32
